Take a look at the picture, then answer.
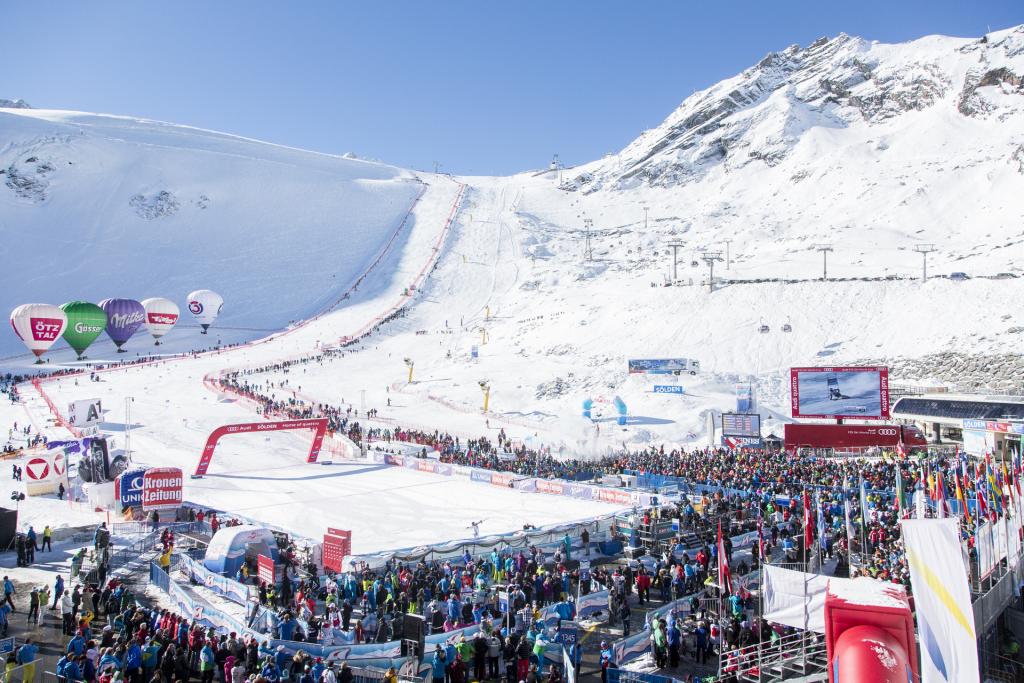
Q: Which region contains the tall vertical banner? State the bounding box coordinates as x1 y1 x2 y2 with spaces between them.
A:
901 518 979 683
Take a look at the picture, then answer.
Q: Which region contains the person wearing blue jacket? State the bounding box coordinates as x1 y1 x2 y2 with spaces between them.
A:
125 641 143 683
311 658 325 682
430 646 446 683
274 646 289 673
261 659 280 683
17 638 38 683
66 634 86 657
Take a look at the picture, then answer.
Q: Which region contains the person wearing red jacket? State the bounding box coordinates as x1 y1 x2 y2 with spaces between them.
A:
635 569 652 605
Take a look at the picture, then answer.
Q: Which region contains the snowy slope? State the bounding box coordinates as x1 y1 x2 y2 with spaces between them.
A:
7 25 1024 472
0 107 424 358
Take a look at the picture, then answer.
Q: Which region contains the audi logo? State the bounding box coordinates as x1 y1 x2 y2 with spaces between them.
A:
877 428 898 436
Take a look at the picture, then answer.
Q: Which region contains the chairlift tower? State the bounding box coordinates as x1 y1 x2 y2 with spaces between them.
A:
666 240 685 282
813 243 834 280
701 251 724 292
723 239 733 270
914 243 936 282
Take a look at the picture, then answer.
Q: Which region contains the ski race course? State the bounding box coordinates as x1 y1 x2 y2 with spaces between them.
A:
1 171 625 556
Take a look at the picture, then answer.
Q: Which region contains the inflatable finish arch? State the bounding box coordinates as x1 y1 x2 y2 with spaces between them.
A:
193 418 329 477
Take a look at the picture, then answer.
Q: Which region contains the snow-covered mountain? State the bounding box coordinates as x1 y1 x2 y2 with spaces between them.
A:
570 26 1024 191
0 107 432 358
3 25 1024 453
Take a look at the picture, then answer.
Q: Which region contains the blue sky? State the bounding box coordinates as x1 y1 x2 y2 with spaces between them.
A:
5 1 1021 174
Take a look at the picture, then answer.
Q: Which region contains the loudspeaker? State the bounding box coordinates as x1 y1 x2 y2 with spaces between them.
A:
0 507 18 550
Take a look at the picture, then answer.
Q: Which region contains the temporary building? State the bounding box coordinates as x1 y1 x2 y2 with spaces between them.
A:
203 524 279 576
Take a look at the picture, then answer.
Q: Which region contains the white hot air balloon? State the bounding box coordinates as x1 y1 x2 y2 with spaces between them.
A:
10 304 68 363
186 290 223 334
141 297 180 345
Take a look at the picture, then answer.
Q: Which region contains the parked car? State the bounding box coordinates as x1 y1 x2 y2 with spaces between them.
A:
993 272 1017 280
949 272 970 281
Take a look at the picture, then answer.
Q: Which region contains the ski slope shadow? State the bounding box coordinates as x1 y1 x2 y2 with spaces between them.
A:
202 464 389 482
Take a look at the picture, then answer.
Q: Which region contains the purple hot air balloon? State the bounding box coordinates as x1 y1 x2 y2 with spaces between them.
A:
99 298 146 352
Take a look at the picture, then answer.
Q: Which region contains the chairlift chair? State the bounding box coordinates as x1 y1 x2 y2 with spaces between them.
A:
758 318 770 333
782 323 792 333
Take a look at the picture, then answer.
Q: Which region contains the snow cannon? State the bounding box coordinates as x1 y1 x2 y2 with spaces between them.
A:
613 396 627 426
582 398 594 420
824 578 917 683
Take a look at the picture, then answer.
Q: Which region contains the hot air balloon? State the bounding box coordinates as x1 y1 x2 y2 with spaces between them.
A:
60 301 106 360
141 297 179 345
99 298 146 352
10 304 67 363
186 290 223 334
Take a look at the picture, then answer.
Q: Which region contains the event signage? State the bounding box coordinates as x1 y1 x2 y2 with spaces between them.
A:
789 366 890 420
736 383 756 413
142 467 184 510
116 468 147 509
628 358 699 375
962 419 1024 435
68 399 103 427
652 385 684 394
194 419 328 476
901 518 978 683
557 621 580 648
323 528 352 572
25 456 50 481
257 554 276 585
722 413 761 438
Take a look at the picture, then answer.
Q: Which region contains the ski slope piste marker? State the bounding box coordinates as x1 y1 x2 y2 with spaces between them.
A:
192 418 329 477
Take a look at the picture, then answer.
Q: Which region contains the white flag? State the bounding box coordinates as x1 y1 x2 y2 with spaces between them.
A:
901 518 979 683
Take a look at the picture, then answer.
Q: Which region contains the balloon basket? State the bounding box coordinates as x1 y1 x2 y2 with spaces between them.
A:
116 349 127 353
34 359 44 365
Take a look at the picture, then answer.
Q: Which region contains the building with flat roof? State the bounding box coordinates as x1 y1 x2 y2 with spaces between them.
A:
891 393 1024 457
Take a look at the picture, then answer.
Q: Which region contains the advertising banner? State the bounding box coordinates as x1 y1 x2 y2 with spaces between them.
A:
566 483 594 500
628 358 696 375
178 554 255 604
491 472 515 487
323 528 352 572
115 468 147 510
24 448 67 496
790 366 889 419
901 518 979 683
963 430 989 456
652 385 684 394
597 488 632 506
68 399 103 427
257 554 276 585
142 467 184 510
963 419 1024 435
537 480 565 495
471 470 492 483
158 564 261 642
736 383 756 413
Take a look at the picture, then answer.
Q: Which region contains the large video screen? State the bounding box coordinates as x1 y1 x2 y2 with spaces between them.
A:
722 413 761 438
790 366 889 420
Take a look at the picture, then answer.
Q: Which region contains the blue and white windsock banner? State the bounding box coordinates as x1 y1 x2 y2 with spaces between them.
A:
901 518 978 683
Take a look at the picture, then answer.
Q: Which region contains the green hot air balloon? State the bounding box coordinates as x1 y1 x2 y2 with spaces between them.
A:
61 301 107 360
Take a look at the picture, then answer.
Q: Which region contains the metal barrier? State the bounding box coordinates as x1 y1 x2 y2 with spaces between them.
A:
607 670 689 683
719 630 828 683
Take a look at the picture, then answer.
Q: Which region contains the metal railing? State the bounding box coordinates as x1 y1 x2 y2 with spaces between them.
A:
716 630 828 683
